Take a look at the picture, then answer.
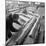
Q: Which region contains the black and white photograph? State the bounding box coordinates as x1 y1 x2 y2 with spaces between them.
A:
5 0 45 46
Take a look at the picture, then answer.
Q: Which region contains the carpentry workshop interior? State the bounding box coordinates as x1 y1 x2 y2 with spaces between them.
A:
6 0 45 46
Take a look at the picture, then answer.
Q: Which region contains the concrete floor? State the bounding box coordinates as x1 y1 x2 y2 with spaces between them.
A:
37 7 45 43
